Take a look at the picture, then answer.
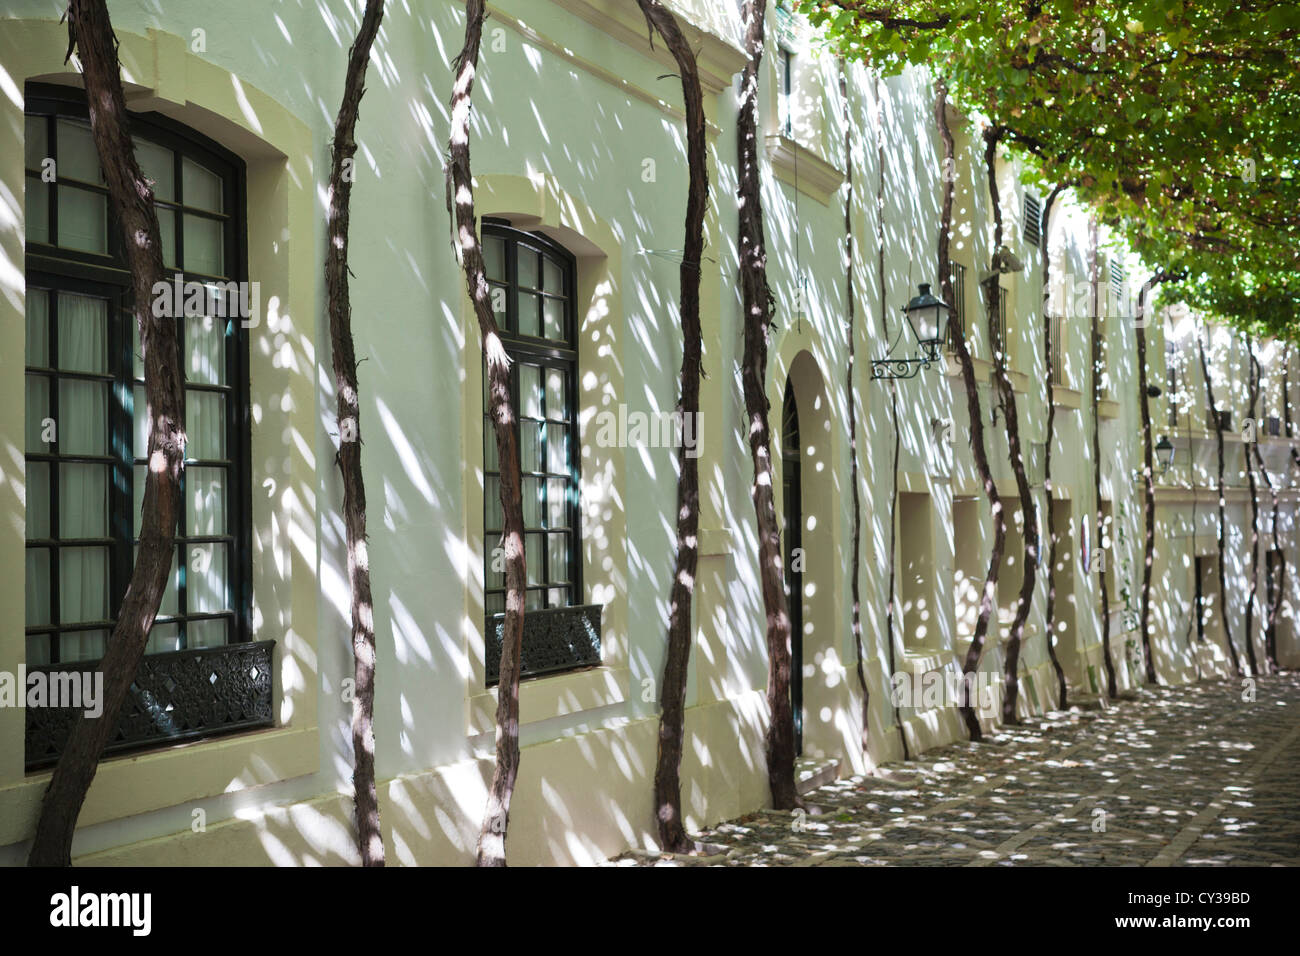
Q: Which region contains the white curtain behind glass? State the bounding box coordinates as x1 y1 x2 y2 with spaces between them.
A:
26 293 51 651
58 293 108 661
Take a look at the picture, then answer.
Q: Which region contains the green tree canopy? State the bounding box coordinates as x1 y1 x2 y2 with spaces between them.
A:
803 0 1300 338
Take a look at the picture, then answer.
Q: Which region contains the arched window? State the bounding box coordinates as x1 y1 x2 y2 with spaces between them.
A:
22 84 263 766
480 221 598 682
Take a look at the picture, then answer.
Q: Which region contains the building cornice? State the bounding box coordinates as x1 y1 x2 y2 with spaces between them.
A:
546 0 748 95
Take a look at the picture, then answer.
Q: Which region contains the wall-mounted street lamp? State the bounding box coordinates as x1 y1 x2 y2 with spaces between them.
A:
871 283 949 381
1155 434 1175 475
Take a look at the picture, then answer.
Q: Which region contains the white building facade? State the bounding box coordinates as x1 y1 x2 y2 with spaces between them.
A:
0 0 1295 865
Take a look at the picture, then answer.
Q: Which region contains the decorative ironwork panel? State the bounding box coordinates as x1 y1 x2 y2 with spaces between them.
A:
485 604 602 685
25 640 275 769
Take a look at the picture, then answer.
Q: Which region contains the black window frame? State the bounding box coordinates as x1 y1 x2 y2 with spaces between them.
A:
1023 193 1042 248
780 48 795 137
945 260 966 352
479 220 598 684
22 83 254 668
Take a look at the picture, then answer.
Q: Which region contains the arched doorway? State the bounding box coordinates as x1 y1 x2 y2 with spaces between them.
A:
782 378 803 756
772 345 845 765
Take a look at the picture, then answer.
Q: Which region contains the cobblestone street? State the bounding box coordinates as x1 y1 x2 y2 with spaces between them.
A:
612 674 1300 867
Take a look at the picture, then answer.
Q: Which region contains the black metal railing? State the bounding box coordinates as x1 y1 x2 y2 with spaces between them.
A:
25 640 275 769
485 604 602 685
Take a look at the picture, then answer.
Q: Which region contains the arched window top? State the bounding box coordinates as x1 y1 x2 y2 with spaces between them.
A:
24 82 243 282
481 218 575 349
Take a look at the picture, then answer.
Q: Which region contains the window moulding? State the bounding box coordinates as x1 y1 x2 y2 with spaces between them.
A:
460 173 630 740
944 353 994 381
0 20 318 825
1051 385 1083 409
765 132 845 206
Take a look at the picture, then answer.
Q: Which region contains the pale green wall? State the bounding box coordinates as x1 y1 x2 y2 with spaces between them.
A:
0 0 1293 864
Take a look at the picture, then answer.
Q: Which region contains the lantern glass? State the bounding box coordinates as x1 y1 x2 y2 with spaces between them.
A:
1156 435 1175 473
904 283 947 354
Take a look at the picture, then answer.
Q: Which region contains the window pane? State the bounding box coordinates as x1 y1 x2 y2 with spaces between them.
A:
133 384 149 459
525 589 543 611
25 176 49 244
146 621 181 655
516 291 540 337
185 389 226 460
182 157 222 212
60 546 109 623
58 379 107 455
26 288 49 366
485 550 504 590
25 548 51 627
489 282 507 324
522 477 543 527
547 586 570 608
26 462 50 538
164 547 180 615
61 629 107 663
525 533 542 585
183 214 224 275
543 256 563 295
547 533 570 584
486 592 505 615
58 185 108 254
133 463 145 536
26 634 51 666
132 315 143 380
60 463 108 538
188 618 227 648
520 364 542 418
136 140 175 201
520 422 542 473
545 367 567 420
518 247 539 289
186 313 226 385
483 423 499 471
25 376 50 453
547 423 568 474
57 292 108 373
157 206 178 269
189 542 228 613
25 115 48 169
187 466 227 535
484 235 505 282
543 298 565 342
547 477 568 528
56 118 104 183
484 476 503 531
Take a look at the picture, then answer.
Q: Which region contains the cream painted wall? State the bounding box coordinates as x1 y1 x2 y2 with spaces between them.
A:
0 0 1295 865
